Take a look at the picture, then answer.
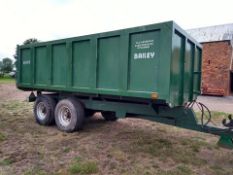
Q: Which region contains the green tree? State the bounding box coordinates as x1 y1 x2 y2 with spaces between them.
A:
1 58 13 73
0 61 3 77
23 38 39 45
0 60 2 71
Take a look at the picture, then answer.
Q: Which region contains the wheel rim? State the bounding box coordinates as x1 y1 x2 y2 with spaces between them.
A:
37 102 47 120
58 106 72 127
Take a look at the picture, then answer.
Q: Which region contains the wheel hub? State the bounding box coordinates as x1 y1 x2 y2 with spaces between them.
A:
37 102 47 120
58 106 72 127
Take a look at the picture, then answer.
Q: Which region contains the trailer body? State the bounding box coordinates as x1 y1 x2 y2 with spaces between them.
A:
17 21 202 106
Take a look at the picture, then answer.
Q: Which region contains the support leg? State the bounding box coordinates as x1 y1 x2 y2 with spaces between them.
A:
218 135 233 149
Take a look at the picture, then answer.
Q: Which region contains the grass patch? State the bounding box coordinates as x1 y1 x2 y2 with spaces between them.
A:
210 165 230 175
195 111 231 124
0 101 33 124
0 77 15 84
24 169 47 175
109 148 127 161
0 101 34 134
0 158 13 166
0 101 30 111
158 165 193 175
180 138 211 152
0 132 6 142
63 147 71 153
128 130 208 166
69 157 98 174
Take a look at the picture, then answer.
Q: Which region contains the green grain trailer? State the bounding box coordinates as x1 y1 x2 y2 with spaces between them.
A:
16 21 233 148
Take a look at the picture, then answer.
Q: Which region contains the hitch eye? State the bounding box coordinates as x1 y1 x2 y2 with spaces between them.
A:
222 115 233 129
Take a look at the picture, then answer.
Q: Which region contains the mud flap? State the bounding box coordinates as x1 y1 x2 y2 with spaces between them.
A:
28 92 36 102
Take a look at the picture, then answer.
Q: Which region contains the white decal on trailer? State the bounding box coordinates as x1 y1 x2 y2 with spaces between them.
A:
134 52 155 59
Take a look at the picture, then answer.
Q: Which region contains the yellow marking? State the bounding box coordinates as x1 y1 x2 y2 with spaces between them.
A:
151 92 158 100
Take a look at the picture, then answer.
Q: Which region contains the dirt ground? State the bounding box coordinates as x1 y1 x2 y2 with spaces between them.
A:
0 83 233 175
0 83 29 101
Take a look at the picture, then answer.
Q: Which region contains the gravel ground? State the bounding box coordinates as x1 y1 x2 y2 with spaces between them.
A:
197 95 233 114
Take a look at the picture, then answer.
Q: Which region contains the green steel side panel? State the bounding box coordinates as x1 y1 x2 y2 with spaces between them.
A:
183 41 194 102
171 31 184 105
198 48 202 93
21 48 32 85
52 44 67 87
170 22 202 106
193 47 202 97
97 36 121 90
72 40 93 88
35 46 50 85
128 30 160 92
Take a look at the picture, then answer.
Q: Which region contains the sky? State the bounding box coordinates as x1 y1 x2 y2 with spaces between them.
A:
0 0 232 60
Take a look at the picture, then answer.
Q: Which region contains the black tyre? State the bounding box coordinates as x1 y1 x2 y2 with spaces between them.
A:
102 111 117 121
34 95 56 125
85 109 96 118
55 97 84 132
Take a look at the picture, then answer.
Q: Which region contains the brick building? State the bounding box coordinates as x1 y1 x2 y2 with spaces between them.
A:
188 24 233 96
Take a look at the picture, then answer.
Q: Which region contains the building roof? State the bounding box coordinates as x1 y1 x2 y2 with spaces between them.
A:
187 23 233 43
